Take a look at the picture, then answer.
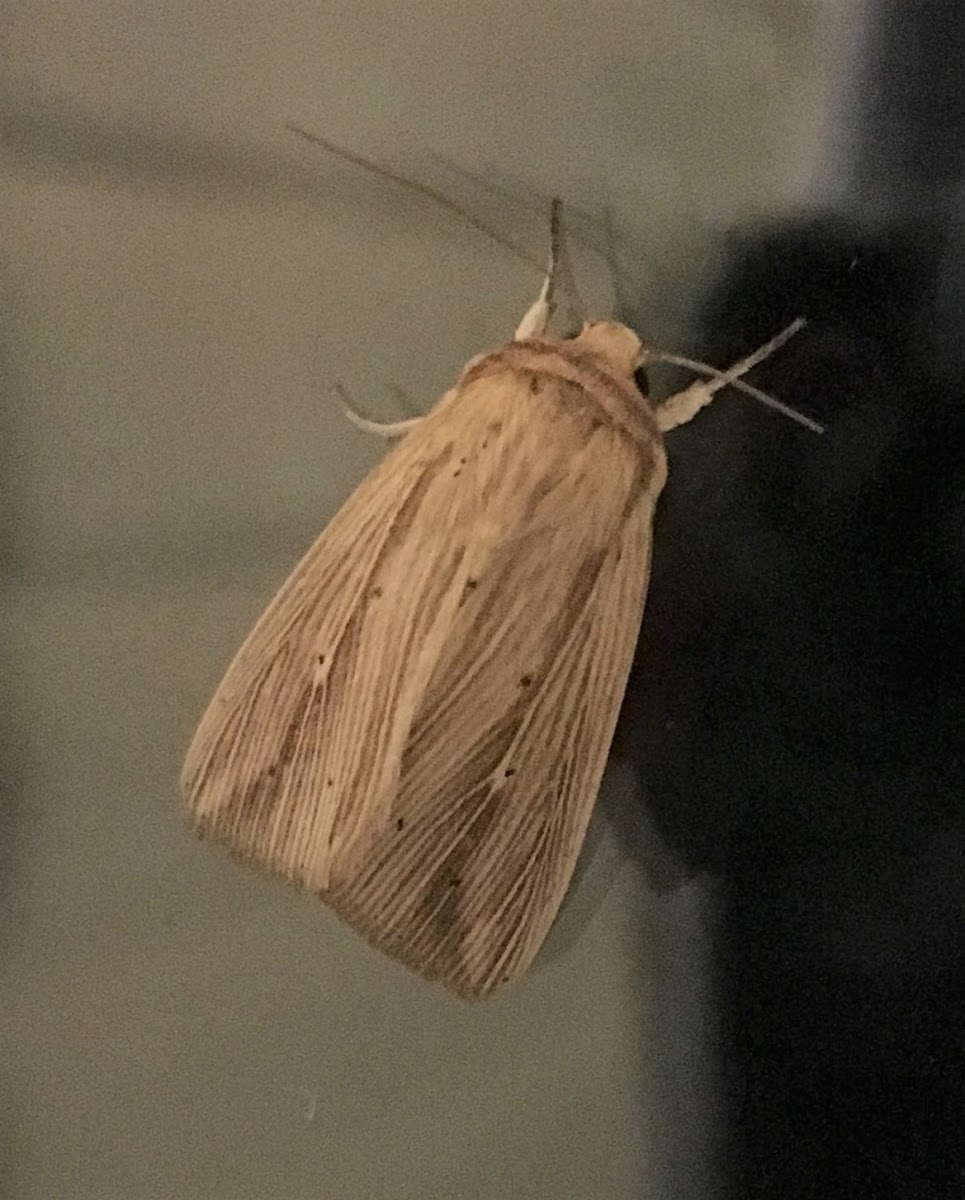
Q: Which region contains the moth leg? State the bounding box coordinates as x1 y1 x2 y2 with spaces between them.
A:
513 198 563 339
654 380 719 432
654 319 821 434
333 382 422 439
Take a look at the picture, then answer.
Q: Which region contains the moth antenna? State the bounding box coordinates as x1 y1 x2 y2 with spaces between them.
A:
333 382 423 439
537 198 586 334
544 196 562 312
426 150 636 330
556 205 587 334
657 365 824 433
286 124 545 275
653 318 824 434
424 149 590 326
426 150 598 233
601 205 627 322
653 316 805 386
514 198 563 339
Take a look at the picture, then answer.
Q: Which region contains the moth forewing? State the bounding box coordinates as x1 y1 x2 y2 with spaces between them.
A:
181 421 464 890
443 489 659 996
319 361 664 998
181 318 669 997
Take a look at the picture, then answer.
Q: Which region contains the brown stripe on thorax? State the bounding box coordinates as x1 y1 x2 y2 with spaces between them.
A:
458 338 662 452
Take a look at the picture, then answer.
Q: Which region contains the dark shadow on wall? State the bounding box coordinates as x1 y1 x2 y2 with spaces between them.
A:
849 0 965 218
619 215 965 1197
617 1 965 1192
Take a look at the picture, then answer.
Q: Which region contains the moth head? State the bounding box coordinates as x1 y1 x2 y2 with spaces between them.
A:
568 321 645 388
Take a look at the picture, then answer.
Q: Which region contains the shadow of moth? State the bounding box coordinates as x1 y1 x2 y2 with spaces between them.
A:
181 168 818 999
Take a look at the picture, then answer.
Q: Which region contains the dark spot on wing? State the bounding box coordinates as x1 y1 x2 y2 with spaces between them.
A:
398 782 505 981
208 680 321 851
458 576 480 609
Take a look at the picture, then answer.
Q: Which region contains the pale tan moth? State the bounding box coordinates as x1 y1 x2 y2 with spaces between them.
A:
181 149 820 999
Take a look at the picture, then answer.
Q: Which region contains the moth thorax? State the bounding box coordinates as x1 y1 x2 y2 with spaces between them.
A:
570 322 643 382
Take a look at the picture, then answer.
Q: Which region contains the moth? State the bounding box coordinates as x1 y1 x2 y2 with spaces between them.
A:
181 173 818 999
